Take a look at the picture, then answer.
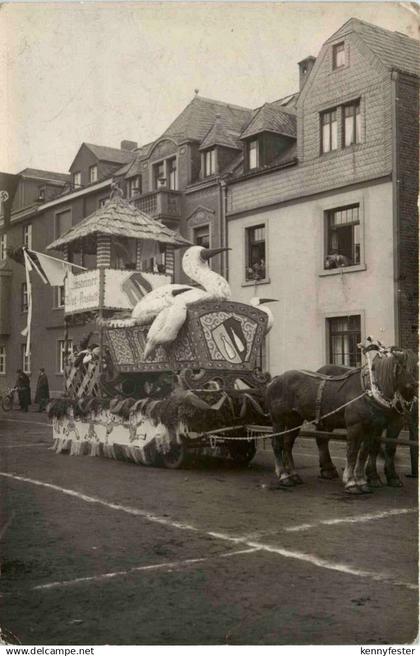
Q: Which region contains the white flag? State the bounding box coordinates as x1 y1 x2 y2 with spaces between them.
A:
28 249 86 286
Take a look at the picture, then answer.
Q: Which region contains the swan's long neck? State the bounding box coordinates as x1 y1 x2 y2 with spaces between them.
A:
184 260 231 298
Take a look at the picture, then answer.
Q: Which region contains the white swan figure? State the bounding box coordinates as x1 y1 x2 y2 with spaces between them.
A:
142 246 231 357
132 245 231 325
249 297 277 333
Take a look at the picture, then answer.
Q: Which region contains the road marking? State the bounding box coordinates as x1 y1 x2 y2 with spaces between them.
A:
0 444 47 449
1 472 417 592
31 548 259 591
285 508 417 532
0 418 50 427
0 473 201 533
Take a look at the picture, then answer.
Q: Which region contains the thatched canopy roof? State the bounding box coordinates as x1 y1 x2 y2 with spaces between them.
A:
46 192 191 252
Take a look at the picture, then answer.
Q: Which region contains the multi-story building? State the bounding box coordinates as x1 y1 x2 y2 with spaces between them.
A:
0 17 418 393
225 18 419 373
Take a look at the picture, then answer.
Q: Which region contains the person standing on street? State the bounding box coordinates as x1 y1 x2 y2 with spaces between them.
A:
15 369 31 412
35 368 49 412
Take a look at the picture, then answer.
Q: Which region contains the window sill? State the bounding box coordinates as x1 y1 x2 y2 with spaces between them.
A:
242 277 271 287
319 264 366 277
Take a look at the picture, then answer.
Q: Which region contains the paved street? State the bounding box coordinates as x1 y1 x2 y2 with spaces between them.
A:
0 410 418 646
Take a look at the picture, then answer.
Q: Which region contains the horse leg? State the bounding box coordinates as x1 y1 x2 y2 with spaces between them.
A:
283 429 304 484
354 432 376 493
316 437 339 479
271 432 295 487
343 423 364 494
365 436 384 487
384 417 404 487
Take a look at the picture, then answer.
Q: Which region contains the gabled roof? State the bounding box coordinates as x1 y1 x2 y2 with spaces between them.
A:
160 95 253 144
327 18 419 78
83 143 137 164
46 192 191 251
199 116 241 151
240 100 297 140
18 168 70 183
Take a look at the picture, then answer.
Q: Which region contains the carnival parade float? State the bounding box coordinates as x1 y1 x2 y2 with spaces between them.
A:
41 189 273 469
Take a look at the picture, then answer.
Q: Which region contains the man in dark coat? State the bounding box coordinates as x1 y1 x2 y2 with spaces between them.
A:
15 369 31 412
35 368 49 412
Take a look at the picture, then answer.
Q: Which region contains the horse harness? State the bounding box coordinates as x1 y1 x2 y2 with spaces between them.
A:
300 369 357 426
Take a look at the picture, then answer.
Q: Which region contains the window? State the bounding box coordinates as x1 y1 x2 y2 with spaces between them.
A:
327 315 361 367
0 345 6 374
21 344 31 374
321 110 337 153
245 225 266 281
203 150 216 177
248 140 259 169
89 165 98 183
325 204 360 269
55 209 72 238
167 158 177 190
23 223 32 249
99 198 108 208
193 225 210 249
0 233 7 260
73 172 81 188
343 101 361 147
127 176 142 199
333 42 345 69
58 339 73 374
153 162 165 189
21 282 28 312
54 285 65 308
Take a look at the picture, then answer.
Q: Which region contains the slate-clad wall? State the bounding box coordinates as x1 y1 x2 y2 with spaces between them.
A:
396 73 419 350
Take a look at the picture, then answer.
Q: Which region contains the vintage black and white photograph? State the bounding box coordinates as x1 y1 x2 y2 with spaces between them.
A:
0 1 418 647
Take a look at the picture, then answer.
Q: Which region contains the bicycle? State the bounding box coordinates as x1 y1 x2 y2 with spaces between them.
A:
1 387 17 412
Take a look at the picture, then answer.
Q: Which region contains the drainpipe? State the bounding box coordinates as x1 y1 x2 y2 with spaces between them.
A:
219 179 228 278
391 70 400 346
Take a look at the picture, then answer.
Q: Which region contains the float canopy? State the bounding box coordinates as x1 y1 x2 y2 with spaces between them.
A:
46 191 191 253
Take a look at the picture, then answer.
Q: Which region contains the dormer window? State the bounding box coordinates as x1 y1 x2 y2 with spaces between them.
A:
73 171 81 188
89 165 98 183
343 101 361 146
167 158 177 190
203 149 216 177
333 42 345 69
248 140 259 170
321 109 337 153
127 176 142 198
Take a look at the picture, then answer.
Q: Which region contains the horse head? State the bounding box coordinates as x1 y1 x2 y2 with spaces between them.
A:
371 348 418 405
390 348 418 402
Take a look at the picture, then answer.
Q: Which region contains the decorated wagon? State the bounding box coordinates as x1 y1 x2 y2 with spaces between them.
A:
46 188 273 469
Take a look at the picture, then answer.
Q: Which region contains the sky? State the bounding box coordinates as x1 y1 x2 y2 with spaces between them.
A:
0 1 418 174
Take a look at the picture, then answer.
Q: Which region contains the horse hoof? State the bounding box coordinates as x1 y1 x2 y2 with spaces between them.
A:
266 479 293 490
345 485 363 495
290 473 304 485
367 477 384 488
279 476 295 487
387 478 403 488
358 484 373 494
319 469 339 480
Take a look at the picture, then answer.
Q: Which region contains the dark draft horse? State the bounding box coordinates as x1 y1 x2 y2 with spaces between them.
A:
316 363 417 487
266 348 418 494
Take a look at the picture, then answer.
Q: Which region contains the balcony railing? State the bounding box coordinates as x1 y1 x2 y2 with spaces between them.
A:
132 189 182 223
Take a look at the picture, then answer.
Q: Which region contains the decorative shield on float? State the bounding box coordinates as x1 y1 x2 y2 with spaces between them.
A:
103 300 268 376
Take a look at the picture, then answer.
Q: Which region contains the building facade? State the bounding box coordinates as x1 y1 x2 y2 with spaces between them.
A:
0 17 418 393
225 18 419 373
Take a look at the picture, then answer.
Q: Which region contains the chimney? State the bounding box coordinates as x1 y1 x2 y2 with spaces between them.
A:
120 140 138 151
298 56 316 90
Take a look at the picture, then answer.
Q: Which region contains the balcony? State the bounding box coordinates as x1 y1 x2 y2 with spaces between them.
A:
132 190 182 228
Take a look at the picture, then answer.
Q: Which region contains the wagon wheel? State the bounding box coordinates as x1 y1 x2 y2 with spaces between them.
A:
227 439 257 466
161 439 189 469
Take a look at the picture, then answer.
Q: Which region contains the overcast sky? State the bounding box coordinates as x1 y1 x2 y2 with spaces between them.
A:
0 1 417 174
